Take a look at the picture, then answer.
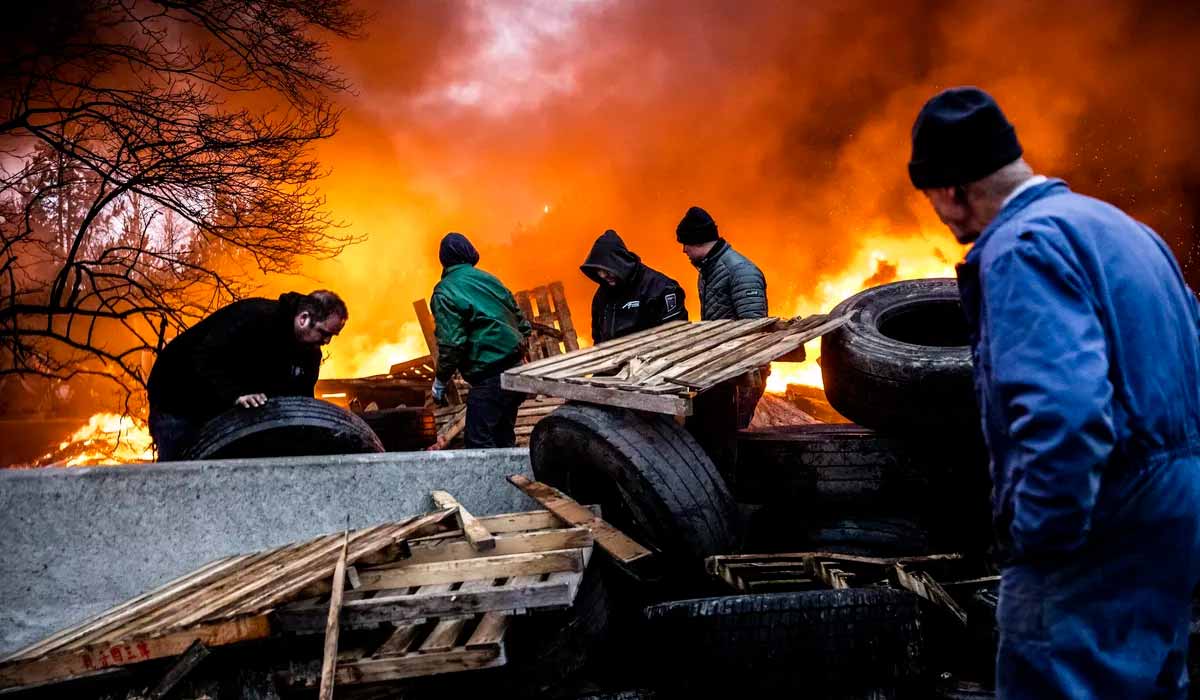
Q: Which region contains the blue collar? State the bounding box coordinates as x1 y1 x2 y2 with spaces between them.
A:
965 178 1069 266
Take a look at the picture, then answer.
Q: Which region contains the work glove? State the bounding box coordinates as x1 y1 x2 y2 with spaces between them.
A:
431 378 447 406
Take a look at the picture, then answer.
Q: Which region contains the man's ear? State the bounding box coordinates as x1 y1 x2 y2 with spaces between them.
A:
952 185 969 206
296 310 311 328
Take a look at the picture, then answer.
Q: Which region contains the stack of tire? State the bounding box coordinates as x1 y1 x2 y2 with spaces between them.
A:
522 279 989 699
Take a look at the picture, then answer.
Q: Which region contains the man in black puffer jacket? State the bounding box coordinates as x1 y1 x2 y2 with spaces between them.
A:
581 229 689 343
677 206 768 321
676 206 769 448
147 290 348 460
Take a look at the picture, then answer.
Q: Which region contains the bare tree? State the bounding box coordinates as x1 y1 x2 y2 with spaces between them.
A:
0 0 365 411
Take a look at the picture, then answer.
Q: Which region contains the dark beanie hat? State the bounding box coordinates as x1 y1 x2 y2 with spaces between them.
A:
676 206 719 245
438 232 480 268
908 87 1023 189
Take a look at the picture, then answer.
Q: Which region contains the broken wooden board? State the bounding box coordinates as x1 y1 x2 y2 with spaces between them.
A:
502 314 847 416
507 475 653 567
431 491 496 551
705 552 965 594
281 612 509 688
0 510 455 690
515 281 579 360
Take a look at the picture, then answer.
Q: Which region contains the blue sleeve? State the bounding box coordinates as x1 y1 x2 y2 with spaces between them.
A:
981 231 1116 560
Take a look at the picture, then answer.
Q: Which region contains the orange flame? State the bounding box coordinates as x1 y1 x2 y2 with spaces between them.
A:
35 413 155 467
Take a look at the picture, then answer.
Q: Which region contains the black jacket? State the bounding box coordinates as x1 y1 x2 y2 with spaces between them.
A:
581 230 688 343
147 293 321 421
694 238 768 320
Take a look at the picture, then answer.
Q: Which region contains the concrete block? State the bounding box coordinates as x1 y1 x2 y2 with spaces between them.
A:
0 448 535 657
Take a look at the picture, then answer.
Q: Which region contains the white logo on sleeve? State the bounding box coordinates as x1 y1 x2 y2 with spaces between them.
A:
622 301 641 310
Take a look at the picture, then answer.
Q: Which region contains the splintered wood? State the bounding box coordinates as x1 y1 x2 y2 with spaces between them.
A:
502 314 848 416
0 496 597 692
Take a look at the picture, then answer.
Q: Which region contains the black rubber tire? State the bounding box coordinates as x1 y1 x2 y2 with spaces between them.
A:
572 692 656 700
803 515 930 557
530 404 740 562
821 278 976 434
733 424 928 506
182 396 384 460
642 588 924 694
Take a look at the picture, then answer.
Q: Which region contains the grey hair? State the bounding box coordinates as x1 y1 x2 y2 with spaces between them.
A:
966 158 1035 204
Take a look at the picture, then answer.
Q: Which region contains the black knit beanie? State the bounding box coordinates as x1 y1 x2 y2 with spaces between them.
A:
438 232 480 268
676 206 719 245
908 87 1023 189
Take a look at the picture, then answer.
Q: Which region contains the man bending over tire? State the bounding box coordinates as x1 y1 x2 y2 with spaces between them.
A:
430 233 531 448
581 229 688 343
147 290 348 460
911 86 1200 698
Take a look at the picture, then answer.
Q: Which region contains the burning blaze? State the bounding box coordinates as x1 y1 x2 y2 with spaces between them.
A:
767 229 964 392
32 413 155 467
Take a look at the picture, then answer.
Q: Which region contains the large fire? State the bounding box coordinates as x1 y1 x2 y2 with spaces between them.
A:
28 413 155 468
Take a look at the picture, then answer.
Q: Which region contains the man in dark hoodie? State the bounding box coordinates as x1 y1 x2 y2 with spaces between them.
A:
676 206 769 431
430 232 531 448
147 290 348 460
581 229 689 343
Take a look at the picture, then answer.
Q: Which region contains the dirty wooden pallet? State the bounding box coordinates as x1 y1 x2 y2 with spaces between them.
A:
706 552 989 625
502 314 848 416
0 510 456 690
284 612 511 688
514 281 580 360
434 396 566 447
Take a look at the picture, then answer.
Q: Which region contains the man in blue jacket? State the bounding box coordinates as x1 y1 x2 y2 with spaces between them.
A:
910 86 1200 698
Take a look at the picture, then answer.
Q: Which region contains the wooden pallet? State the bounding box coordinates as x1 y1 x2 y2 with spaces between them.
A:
706 552 991 625
433 396 566 448
0 510 455 690
514 281 580 360
502 314 848 416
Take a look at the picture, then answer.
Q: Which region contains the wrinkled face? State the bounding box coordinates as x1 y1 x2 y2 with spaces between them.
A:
682 242 713 265
294 312 346 346
596 269 619 287
924 187 979 244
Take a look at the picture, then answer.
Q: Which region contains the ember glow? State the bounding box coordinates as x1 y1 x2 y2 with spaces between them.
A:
32 413 155 468
288 0 1200 393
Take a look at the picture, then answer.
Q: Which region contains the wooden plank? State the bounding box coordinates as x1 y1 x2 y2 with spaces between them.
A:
335 647 504 685
410 507 599 538
414 298 462 405
510 320 691 375
373 623 422 657
501 372 693 416
514 291 542 360
537 320 739 380
148 640 209 700
507 475 653 564
318 530 350 700
465 613 509 649
894 564 968 625
274 579 572 632
418 618 468 653
532 286 560 356
357 550 583 590
405 527 592 565
549 282 579 351
431 491 496 552
668 314 850 389
0 617 270 690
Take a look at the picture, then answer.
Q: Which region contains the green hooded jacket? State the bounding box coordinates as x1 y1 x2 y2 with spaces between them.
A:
431 264 531 383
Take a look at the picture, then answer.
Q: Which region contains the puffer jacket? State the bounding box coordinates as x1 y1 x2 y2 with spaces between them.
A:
694 238 768 320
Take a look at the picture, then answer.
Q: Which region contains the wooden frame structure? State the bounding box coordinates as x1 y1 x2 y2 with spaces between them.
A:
514 281 580 359
0 494 598 692
502 314 848 416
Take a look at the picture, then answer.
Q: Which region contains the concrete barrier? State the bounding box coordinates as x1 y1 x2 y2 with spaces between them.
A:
0 448 535 657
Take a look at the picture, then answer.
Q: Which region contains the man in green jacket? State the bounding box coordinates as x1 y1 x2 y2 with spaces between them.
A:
430 232 531 448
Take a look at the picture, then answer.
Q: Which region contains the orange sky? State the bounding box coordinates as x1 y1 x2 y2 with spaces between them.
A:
267 0 1200 382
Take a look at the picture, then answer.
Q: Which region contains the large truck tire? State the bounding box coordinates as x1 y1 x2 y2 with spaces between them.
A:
821 278 976 435
643 588 924 695
182 397 384 460
530 404 740 563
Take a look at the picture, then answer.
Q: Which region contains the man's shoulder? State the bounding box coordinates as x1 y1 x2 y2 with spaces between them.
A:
721 245 765 277
638 265 683 293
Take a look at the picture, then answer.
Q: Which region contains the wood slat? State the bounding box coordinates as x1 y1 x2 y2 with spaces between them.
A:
549 282 579 351
431 491 495 552
374 623 423 657
334 647 503 686
507 475 653 564
318 531 350 700
510 320 690 375
537 320 737 380
403 527 592 565
356 550 583 590
532 287 560 356
418 618 468 653
465 613 509 649
502 372 693 416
